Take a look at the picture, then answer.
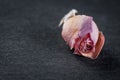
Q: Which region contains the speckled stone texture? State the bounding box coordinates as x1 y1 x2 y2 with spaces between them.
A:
0 0 120 80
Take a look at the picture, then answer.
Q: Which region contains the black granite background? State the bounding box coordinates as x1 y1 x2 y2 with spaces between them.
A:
0 0 120 80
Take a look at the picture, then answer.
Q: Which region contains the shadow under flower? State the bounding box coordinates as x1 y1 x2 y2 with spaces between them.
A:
74 47 120 72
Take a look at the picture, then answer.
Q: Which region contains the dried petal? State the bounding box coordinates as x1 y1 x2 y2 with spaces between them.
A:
59 9 105 59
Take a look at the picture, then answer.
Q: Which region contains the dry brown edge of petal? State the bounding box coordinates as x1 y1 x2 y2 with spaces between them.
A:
92 31 105 59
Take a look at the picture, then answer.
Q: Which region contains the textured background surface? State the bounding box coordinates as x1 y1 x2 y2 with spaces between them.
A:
0 0 120 80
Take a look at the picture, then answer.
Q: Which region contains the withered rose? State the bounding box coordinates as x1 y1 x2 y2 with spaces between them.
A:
59 9 105 59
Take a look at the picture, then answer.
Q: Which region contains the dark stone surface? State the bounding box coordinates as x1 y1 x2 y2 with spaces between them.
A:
0 0 120 80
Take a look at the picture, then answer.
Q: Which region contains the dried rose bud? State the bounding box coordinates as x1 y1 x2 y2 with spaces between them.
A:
59 9 105 59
